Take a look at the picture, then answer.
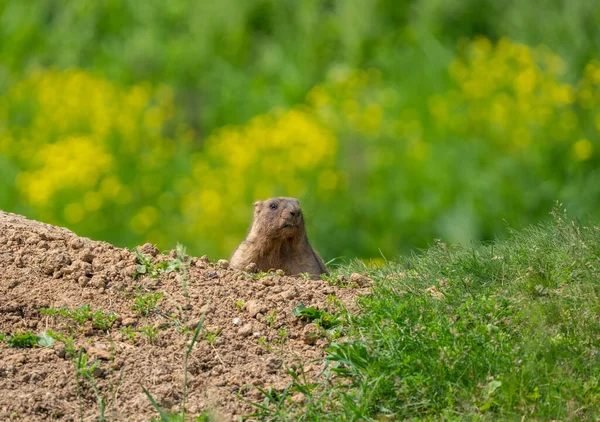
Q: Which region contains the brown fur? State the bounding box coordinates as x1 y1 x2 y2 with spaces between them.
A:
230 197 329 278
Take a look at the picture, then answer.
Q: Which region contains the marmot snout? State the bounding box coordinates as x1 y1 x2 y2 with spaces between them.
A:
230 197 329 278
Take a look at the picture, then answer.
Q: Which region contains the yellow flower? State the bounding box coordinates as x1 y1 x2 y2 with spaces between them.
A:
573 139 593 161
17 136 113 206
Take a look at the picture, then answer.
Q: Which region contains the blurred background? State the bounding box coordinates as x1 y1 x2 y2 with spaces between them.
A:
1 0 599 263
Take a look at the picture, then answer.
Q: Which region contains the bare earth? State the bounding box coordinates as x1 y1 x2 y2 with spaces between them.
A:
0 210 369 421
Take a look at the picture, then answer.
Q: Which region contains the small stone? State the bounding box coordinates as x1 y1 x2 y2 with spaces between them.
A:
302 323 319 345
112 360 125 370
350 273 373 287
233 318 240 326
281 287 298 300
291 393 305 404
87 347 111 361
25 235 39 245
44 252 71 274
37 241 50 250
244 263 258 273
199 255 210 264
121 318 136 327
238 323 253 337
139 243 159 257
68 237 84 250
13 255 23 267
88 275 106 288
122 265 137 277
275 269 285 276
217 259 230 269
261 277 276 287
265 356 283 373
245 300 267 318
78 276 89 287
79 249 95 263
206 271 218 279
91 366 104 378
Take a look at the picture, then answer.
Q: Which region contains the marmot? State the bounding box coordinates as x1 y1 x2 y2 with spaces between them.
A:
230 197 329 278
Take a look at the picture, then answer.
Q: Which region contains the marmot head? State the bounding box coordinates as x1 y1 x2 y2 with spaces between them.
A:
252 197 305 239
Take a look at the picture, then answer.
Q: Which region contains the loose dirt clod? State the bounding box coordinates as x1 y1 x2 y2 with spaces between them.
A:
0 210 368 421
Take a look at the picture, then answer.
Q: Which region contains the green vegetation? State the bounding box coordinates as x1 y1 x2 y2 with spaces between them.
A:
140 325 159 344
119 326 137 343
292 302 342 330
143 313 207 421
134 250 181 279
248 208 600 420
75 349 107 421
133 293 164 316
1 1 599 262
5 331 39 348
40 305 119 331
47 330 77 358
2 330 55 348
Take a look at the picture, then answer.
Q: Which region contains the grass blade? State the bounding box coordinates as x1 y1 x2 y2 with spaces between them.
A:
142 385 170 422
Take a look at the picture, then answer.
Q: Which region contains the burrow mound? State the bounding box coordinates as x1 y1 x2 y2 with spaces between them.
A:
0 210 370 421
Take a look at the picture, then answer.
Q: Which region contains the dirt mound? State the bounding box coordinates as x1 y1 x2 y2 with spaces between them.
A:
0 210 369 421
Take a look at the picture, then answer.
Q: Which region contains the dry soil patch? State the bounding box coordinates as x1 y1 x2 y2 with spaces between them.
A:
0 210 368 421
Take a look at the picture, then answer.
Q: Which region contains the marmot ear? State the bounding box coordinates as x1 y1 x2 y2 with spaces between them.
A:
253 200 263 208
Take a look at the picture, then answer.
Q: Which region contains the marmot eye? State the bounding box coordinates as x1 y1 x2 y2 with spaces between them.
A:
269 203 277 210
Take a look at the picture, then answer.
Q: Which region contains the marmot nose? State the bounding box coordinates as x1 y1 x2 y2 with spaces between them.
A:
288 206 301 217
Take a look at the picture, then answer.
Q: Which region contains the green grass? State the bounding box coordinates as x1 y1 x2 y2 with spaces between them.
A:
247 207 600 420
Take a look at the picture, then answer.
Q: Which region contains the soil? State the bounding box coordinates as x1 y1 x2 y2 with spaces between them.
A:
0 210 370 421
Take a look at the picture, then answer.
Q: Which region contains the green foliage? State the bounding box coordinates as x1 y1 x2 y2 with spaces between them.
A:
134 250 181 279
47 330 77 358
140 325 159 344
251 208 600 420
40 305 118 331
120 326 137 343
144 312 206 421
1 0 599 262
91 310 119 331
264 310 277 328
143 385 171 422
133 293 164 316
75 349 106 421
6 331 38 348
291 302 341 330
3 330 55 349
